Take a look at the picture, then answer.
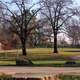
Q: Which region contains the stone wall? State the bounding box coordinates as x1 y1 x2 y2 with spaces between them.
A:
12 73 60 80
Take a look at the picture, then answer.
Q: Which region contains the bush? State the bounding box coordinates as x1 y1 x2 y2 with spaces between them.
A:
64 60 78 67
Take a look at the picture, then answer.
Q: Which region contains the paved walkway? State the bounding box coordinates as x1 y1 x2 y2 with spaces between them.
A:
0 67 80 75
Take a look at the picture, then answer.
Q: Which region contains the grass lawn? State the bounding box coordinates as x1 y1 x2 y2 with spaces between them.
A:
0 48 80 66
33 60 80 66
0 61 16 65
0 48 80 57
0 60 80 66
27 48 80 58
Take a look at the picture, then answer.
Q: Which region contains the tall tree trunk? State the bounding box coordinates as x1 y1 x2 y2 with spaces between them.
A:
54 33 58 53
21 40 27 56
22 44 26 56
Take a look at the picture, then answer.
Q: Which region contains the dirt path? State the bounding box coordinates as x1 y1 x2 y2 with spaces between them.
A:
0 67 80 75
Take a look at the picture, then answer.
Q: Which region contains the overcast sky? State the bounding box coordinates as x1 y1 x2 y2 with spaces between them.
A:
1 0 80 7
2 0 80 4
74 0 80 4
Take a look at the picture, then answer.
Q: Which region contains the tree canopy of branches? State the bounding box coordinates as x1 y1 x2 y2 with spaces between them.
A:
66 18 80 46
0 0 41 56
40 0 76 53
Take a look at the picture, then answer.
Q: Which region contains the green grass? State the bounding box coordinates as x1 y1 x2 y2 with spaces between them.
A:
0 60 80 66
28 48 80 57
59 74 80 80
33 60 80 66
0 48 80 66
0 48 80 58
27 48 80 60
0 61 16 65
33 60 66 65
59 48 80 56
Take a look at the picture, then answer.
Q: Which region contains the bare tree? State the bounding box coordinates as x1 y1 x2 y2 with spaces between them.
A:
66 19 80 46
38 18 53 47
0 0 41 56
40 0 76 53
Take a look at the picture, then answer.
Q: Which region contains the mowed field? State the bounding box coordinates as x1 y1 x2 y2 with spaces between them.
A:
0 48 80 56
0 48 80 66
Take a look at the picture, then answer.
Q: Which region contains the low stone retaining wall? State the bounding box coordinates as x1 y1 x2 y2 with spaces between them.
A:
12 73 60 80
